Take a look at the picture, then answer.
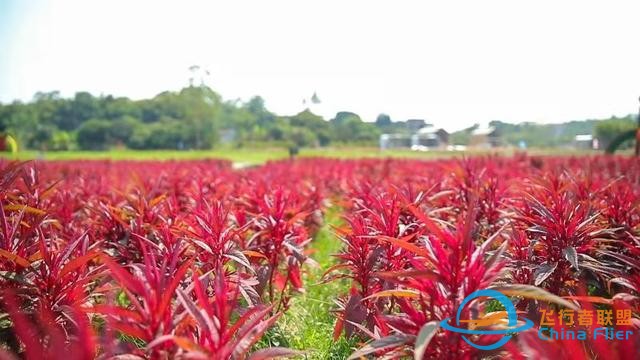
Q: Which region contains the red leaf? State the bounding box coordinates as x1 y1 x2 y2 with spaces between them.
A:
377 236 429 258
101 255 145 295
59 251 99 277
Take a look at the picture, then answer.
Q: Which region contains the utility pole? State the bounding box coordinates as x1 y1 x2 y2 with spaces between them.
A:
188 65 210 87
188 65 200 87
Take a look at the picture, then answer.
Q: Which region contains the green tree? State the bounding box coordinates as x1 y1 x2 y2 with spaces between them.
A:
54 92 102 131
51 131 72 150
109 116 142 146
375 113 392 127
330 112 379 143
1 101 39 146
76 119 111 150
221 103 257 145
29 123 56 150
127 125 152 149
289 127 317 148
595 116 636 149
267 118 290 141
289 110 330 146
179 86 221 149
33 91 66 129
103 96 141 120
245 96 276 130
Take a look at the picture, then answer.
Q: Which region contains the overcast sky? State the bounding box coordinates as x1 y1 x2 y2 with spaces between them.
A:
1 0 639 131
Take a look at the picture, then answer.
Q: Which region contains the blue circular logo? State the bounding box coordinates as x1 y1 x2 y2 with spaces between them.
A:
439 289 534 350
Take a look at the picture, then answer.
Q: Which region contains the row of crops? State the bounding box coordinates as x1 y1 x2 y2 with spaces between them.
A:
0 156 639 359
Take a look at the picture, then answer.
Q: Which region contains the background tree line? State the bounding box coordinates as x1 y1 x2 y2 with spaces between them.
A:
449 116 637 148
0 86 381 151
1 85 636 151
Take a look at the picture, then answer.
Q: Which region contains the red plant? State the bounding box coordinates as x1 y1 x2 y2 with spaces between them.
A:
150 269 301 359
2 156 640 359
242 184 315 311
512 174 612 295
1 289 96 360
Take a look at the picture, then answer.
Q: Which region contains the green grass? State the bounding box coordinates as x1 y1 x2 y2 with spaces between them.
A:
0 147 464 163
0 146 603 165
258 206 356 359
0 148 290 165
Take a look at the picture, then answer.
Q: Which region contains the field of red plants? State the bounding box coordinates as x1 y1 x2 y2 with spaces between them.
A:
1 155 639 359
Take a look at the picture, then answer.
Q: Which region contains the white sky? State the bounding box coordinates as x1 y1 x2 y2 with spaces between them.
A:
1 0 639 131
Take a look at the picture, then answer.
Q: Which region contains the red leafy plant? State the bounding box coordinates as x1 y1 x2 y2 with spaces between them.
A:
338 203 575 359
512 174 616 295
241 184 317 312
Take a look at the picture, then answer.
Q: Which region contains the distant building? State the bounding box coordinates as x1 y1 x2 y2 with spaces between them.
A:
380 123 449 150
380 134 412 149
469 126 502 148
574 134 598 150
411 127 449 149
